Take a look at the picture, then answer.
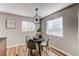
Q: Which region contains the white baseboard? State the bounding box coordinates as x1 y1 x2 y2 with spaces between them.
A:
7 43 25 48
50 44 72 56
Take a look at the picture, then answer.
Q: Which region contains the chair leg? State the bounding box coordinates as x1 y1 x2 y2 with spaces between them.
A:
26 46 28 53
46 47 47 55
35 49 37 56
28 49 30 56
41 45 43 51
46 46 48 56
30 49 32 55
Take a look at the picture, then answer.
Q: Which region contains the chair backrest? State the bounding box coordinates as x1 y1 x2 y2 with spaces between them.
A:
25 36 27 43
46 38 50 46
25 36 30 43
27 40 36 49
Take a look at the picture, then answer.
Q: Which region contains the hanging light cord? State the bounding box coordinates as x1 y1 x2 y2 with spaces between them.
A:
35 8 38 16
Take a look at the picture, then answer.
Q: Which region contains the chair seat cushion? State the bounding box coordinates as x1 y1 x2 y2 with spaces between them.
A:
41 42 47 46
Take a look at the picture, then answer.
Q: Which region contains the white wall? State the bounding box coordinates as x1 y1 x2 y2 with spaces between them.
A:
41 4 78 55
0 13 35 48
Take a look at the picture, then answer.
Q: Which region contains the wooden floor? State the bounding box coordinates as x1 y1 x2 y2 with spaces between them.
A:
7 44 64 56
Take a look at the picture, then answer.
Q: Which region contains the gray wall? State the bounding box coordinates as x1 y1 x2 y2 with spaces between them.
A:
41 4 78 55
78 4 79 56
0 13 36 47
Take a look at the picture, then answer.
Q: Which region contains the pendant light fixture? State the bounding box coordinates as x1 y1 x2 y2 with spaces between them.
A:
33 8 41 24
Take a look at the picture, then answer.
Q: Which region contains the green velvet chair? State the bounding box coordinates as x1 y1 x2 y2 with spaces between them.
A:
41 38 50 55
27 39 37 56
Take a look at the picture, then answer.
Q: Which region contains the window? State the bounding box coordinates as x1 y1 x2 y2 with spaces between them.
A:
22 21 36 32
46 17 63 37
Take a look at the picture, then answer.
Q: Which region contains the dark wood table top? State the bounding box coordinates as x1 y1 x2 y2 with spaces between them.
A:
33 39 44 42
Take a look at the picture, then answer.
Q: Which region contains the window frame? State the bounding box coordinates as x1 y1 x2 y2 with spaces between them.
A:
46 16 63 37
21 21 36 32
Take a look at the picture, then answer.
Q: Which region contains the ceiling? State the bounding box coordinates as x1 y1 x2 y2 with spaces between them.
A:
0 3 73 18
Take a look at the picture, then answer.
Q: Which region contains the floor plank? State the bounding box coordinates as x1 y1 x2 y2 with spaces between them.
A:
7 44 63 56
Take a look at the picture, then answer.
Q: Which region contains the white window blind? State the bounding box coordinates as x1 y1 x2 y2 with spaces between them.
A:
46 17 63 37
22 21 36 32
